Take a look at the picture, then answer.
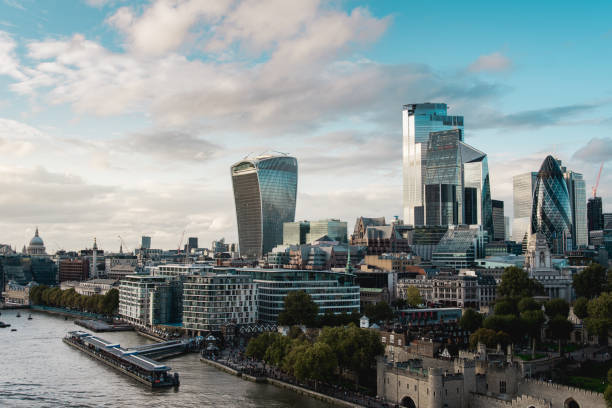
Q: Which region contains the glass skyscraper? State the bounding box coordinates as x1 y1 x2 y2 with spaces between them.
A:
531 156 573 254
402 103 463 225
512 172 538 245
231 154 298 259
563 170 587 248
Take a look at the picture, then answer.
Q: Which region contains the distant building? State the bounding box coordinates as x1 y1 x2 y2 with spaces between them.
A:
525 232 573 302
118 275 182 327
231 154 298 259
58 258 89 283
512 171 538 245
491 200 505 241
2 281 37 306
604 213 612 229
283 221 310 245
504 216 511 241
26 227 47 256
141 236 151 250
187 237 198 251
30 256 57 285
350 217 410 255
563 169 588 248
74 279 117 296
402 103 464 225
432 225 486 270
531 156 573 254
588 196 604 234
182 272 256 335
283 219 348 246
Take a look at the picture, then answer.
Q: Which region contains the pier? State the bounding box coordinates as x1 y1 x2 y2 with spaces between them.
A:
63 331 180 388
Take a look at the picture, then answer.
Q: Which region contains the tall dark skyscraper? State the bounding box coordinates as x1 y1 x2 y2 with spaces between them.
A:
187 237 198 250
588 196 604 232
531 156 572 254
231 154 298 259
491 200 505 241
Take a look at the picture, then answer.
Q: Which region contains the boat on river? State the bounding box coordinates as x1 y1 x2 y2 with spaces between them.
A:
63 331 180 388
28 314 32 320
0 321 10 328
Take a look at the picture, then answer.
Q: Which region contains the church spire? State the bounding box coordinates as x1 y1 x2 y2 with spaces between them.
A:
35 226 39 237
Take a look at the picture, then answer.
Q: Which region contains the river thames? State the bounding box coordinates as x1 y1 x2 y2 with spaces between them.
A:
0 309 331 407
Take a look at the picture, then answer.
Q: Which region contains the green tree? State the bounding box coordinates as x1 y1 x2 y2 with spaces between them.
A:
404 286 422 308
245 332 278 360
521 309 545 358
293 342 338 384
363 301 393 323
605 368 612 408
459 308 483 332
494 299 518 316
585 292 612 344
282 339 310 375
548 315 573 355
278 290 319 327
497 266 544 299
469 328 498 348
518 297 540 313
544 298 570 319
573 297 589 320
264 334 292 366
573 263 608 299
483 314 522 344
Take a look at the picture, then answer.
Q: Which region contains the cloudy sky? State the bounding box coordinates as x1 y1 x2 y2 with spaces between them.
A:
0 0 611 251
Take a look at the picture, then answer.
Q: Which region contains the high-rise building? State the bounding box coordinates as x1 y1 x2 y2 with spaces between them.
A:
283 221 310 245
58 258 89 282
491 200 505 241
604 213 612 229
187 237 198 250
504 216 511 241
512 172 538 244
231 154 298 259
531 156 573 254
421 128 492 236
402 103 464 225
141 236 151 249
588 196 604 232
563 170 588 248
306 219 348 243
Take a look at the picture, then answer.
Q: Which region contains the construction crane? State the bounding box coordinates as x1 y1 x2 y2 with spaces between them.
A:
177 230 186 254
592 162 604 198
118 235 130 253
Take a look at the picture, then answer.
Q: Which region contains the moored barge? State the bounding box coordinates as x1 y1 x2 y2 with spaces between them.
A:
63 331 180 388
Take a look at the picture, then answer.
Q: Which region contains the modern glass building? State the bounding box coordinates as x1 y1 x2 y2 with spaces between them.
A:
531 156 573 254
587 196 603 232
512 172 538 245
231 154 298 259
563 170 587 248
283 219 348 245
431 225 486 270
402 103 463 225
464 153 493 238
491 200 505 242
283 221 310 245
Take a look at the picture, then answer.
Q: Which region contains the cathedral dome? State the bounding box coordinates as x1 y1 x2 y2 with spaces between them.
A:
27 227 47 256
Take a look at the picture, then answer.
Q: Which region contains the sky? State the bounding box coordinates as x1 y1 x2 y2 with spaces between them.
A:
0 0 611 252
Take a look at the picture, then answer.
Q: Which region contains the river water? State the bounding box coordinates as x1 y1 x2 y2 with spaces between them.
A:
0 309 331 408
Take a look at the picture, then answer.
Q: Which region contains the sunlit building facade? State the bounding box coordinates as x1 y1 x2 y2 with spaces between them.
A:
563 170 587 248
231 155 298 259
512 172 538 245
531 156 573 254
402 103 463 225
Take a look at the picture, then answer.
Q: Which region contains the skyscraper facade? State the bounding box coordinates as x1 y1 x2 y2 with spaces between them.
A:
421 128 492 238
512 172 538 244
531 156 573 254
491 200 505 241
588 196 604 232
563 170 587 248
141 236 151 249
402 103 463 225
231 154 298 259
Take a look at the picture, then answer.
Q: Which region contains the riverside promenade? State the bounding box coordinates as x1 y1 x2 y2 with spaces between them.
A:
201 352 391 408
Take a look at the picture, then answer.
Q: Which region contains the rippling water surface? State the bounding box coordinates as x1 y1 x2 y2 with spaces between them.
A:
0 310 331 408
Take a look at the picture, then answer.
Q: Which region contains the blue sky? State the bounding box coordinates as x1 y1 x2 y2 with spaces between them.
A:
0 0 610 250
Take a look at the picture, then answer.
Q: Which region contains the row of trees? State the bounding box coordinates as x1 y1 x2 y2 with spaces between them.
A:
29 285 119 316
572 263 611 300
277 290 360 327
246 323 384 386
465 267 574 357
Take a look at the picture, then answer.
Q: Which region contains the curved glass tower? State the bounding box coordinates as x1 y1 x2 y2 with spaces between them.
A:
231 155 298 259
531 156 572 254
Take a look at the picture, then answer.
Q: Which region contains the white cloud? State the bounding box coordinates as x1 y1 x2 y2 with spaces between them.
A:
0 30 25 80
468 51 512 73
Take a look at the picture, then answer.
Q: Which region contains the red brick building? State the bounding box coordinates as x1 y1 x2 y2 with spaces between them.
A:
59 258 89 282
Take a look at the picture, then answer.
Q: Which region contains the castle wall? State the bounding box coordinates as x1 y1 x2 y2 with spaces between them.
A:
518 379 605 408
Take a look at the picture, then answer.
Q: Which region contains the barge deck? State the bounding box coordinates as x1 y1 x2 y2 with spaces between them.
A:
64 331 179 388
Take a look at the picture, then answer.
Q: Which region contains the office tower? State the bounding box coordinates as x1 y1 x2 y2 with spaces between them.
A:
421 128 492 237
231 154 298 259
531 156 572 254
187 237 198 250
283 221 310 245
307 219 348 243
604 213 612 229
141 236 151 249
512 172 538 244
504 216 511 241
402 103 463 225
587 196 604 232
563 170 588 248
491 200 505 241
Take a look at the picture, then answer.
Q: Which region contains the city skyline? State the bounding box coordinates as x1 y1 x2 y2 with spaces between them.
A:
0 0 611 250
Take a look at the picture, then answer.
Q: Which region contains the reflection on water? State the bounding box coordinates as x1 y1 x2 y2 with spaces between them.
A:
0 310 331 408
